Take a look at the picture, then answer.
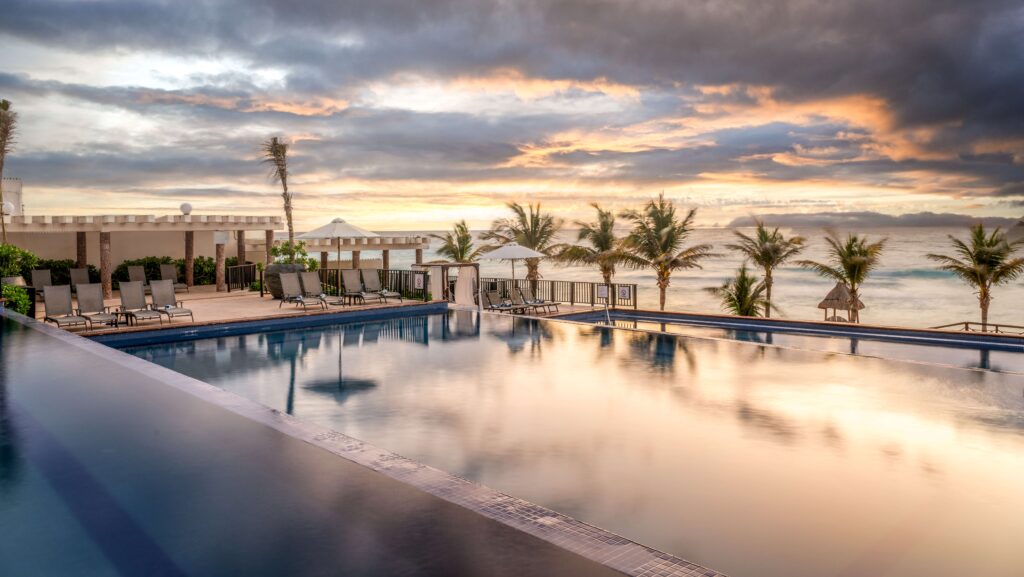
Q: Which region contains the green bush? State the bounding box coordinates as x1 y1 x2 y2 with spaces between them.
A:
113 255 239 287
1 284 31 315
36 259 100 285
248 279 263 292
0 243 38 279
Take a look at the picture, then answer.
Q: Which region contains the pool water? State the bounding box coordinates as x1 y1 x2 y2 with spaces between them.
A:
560 311 1024 374
123 311 1024 577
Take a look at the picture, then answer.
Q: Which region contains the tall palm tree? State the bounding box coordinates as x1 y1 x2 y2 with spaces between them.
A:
704 265 770 317
481 202 563 281
726 219 804 318
798 232 886 323
619 193 715 310
430 220 483 263
261 136 294 262
555 203 628 284
927 223 1024 332
0 100 18 243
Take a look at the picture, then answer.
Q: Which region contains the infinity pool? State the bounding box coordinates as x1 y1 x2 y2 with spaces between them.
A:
123 311 1024 577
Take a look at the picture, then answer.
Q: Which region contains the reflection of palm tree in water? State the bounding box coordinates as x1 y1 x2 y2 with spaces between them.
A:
628 332 697 373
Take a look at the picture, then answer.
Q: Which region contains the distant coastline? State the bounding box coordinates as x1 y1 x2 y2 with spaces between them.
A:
727 211 1022 229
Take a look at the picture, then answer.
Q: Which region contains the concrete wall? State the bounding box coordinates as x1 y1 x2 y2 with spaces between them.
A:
7 231 246 266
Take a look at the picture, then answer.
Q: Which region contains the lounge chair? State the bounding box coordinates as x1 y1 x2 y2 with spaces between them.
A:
150 280 195 323
118 281 164 326
523 286 559 313
341 269 382 305
279 272 326 310
362 269 403 302
510 288 546 315
70 268 90 292
31 269 53 301
160 264 189 293
42 285 91 329
75 283 119 327
484 290 520 314
298 271 330 309
128 265 150 293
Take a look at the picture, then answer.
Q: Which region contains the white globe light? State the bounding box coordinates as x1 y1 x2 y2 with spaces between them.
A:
180 202 193 215
1 201 13 215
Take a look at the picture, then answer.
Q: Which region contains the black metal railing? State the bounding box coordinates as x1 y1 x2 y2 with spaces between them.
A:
317 268 430 301
480 277 638 309
930 321 1024 335
226 263 257 292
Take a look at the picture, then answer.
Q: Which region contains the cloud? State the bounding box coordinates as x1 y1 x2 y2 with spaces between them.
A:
728 211 1021 229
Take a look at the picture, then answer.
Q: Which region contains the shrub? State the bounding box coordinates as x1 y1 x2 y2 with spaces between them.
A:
112 255 239 287
113 256 174 288
1 284 31 315
248 279 263 292
35 259 101 285
0 243 38 279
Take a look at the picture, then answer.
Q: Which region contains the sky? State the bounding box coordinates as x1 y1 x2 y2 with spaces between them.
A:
0 0 1022 231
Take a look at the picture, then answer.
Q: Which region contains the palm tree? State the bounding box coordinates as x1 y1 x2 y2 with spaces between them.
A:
927 223 1024 332
261 136 294 262
619 193 715 310
726 219 804 318
798 232 886 323
481 202 563 280
430 220 483 263
555 203 628 284
704 265 770 317
0 100 18 243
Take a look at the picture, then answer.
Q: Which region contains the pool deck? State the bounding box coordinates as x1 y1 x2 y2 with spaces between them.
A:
33 285 441 336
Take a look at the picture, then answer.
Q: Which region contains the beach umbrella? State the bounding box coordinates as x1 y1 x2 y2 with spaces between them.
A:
298 218 379 292
817 282 864 321
479 243 546 279
478 243 546 312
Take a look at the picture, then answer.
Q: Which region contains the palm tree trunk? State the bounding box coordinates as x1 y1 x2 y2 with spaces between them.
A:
980 290 990 333
657 270 669 311
850 287 859 323
764 268 773 319
601 264 613 286
526 258 540 281
0 157 7 243
281 178 294 262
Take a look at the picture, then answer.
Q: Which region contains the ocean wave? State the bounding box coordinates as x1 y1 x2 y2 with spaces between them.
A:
877 269 955 279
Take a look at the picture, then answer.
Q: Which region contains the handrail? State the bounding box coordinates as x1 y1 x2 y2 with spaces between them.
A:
226 263 257 292
317 268 430 301
480 277 638 309
929 321 1024 335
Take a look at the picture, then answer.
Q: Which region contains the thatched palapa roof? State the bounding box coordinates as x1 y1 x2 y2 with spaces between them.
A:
817 282 865 310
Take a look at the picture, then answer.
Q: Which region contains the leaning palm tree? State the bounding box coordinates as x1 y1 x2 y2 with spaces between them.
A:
927 223 1024 332
619 194 715 310
430 220 483 263
726 219 804 318
555 203 629 284
0 99 18 243
798 232 886 323
481 202 563 280
704 265 770 317
261 136 294 262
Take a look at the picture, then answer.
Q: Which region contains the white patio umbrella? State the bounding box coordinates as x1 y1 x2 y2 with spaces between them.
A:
298 217 378 260
477 243 546 312
298 218 379 293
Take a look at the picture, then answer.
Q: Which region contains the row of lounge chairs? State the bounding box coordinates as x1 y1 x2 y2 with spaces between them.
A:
483 287 559 315
42 280 194 330
2 265 188 302
277 269 403 311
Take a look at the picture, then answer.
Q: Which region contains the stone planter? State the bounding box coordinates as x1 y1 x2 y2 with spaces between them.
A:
264 263 307 299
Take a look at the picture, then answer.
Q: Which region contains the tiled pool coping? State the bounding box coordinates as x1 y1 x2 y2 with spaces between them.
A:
556 308 1024 352
3 307 729 577
89 301 448 347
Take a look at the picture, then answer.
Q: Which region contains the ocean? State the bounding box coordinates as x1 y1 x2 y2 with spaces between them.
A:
380 227 1024 329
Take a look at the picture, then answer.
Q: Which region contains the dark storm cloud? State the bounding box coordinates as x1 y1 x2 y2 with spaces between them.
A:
1 0 1022 201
